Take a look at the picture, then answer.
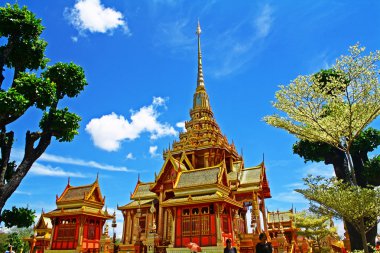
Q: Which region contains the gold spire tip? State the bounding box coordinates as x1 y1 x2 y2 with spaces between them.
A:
196 20 201 35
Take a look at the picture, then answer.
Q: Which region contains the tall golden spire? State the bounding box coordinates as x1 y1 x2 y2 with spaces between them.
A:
196 20 204 87
165 21 239 160
193 21 210 110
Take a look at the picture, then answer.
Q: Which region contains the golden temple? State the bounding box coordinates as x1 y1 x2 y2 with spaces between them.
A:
117 21 271 253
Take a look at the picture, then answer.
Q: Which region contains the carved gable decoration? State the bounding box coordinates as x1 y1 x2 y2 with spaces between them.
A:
151 154 187 192
219 164 229 188
87 186 102 203
35 213 52 230
180 152 194 170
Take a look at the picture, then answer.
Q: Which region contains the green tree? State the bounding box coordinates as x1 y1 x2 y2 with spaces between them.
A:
1 206 36 228
0 228 33 253
293 128 380 249
296 176 380 252
264 44 380 253
294 211 336 253
0 4 87 213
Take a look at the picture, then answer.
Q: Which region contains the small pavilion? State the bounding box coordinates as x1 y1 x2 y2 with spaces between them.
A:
44 177 113 253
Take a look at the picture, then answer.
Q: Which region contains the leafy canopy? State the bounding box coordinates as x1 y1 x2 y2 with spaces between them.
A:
0 3 48 71
0 206 36 228
264 44 380 152
296 176 380 234
294 211 336 250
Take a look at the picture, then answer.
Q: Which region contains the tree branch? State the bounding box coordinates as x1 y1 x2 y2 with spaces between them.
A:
0 130 14 187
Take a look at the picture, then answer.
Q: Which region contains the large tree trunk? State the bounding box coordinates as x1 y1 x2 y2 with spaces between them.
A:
345 220 377 251
0 131 52 213
326 149 377 250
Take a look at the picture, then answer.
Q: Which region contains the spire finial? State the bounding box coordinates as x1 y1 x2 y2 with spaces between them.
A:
196 20 201 36
196 21 204 87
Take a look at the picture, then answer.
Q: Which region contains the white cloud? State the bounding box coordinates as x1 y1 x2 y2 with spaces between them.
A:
176 121 186 132
71 36 79 42
86 97 178 151
30 163 86 178
126 153 135 160
149 146 158 157
155 19 194 53
211 4 274 77
65 0 130 34
40 153 130 172
271 190 308 204
14 190 32 196
285 182 304 189
302 163 335 178
10 149 130 172
254 4 273 38
153 96 166 106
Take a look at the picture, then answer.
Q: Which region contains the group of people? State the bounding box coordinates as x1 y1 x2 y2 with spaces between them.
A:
224 233 272 253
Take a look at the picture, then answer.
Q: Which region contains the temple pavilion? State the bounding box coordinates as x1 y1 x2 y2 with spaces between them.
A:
43 177 114 253
267 208 297 253
118 22 271 253
24 211 52 253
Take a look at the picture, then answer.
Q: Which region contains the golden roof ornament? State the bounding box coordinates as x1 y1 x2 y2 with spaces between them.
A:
150 201 156 213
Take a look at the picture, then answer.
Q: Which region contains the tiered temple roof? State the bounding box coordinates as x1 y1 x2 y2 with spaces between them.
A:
267 208 296 232
45 177 112 219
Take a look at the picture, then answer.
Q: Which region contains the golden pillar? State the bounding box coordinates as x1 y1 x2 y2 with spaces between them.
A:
157 186 164 244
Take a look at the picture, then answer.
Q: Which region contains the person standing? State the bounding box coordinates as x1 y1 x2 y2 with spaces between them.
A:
5 245 15 253
256 233 272 253
224 239 237 253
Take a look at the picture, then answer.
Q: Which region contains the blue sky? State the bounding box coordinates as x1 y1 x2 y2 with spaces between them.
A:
2 0 380 237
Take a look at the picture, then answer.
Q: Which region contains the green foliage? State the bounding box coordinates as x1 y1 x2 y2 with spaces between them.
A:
363 155 380 186
0 4 43 38
0 228 32 253
294 211 335 252
42 62 87 99
351 128 380 154
0 4 48 71
0 88 29 116
39 107 81 142
296 176 380 233
13 72 56 110
293 128 380 164
312 69 349 97
0 206 36 228
293 140 332 163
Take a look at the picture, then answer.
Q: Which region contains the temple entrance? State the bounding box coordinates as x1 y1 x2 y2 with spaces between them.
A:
175 205 217 247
